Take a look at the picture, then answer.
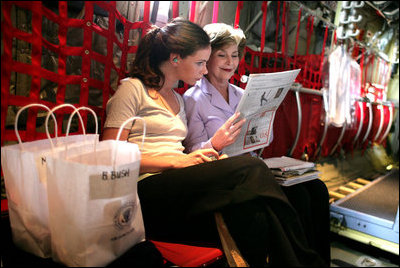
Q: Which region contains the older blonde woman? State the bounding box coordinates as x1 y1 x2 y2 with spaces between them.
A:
183 23 247 153
183 23 331 265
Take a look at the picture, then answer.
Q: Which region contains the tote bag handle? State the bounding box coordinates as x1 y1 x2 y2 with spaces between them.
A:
113 117 146 169
65 106 99 154
15 104 57 150
45 104 85 150
66 106 98 136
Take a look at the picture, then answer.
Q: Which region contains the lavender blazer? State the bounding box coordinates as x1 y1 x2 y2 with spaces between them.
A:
183 77 244 153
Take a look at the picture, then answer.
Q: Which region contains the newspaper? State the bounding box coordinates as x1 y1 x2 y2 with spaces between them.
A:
264 156 320 186
263 156 315 172
274 170 320 187
223 69 301 156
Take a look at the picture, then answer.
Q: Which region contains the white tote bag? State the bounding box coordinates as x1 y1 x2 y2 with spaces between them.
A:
1 103 98 258
46 117 146 267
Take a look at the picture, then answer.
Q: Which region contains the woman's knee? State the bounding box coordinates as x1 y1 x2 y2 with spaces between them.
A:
282 184 311 209
306 179 329 201
231 155 271 174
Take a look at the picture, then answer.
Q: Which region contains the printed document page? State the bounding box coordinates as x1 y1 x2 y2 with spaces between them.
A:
223 69 301 156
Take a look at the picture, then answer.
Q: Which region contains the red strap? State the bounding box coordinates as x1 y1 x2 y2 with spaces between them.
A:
190 1 196 22
29 3 44 138
259 1 268 73
260 1 268 55
143 1 150 23
318 26 329 88
1 199 8 213
281 2 287 69
172 1 179 18
273 1 280 71
1 2 14 144
353 42 360 59
294 7 302 65
234 1 243 29
212 1 219 23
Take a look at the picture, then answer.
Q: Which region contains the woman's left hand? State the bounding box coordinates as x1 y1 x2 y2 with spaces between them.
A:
210 112 246 151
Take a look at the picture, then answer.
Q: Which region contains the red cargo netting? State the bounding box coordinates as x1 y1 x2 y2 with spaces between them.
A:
239 3 331 91
1 1 151 145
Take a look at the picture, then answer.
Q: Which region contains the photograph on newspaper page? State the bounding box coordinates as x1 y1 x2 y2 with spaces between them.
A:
223 69 301 156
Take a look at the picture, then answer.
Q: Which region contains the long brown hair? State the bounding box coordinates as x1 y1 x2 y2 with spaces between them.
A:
130 18 210 90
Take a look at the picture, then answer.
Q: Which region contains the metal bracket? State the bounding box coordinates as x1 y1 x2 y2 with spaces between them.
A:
373 104 385 142
330 120 347 156
342 1 365 9
314 89 329 159
361 102 373 143
288 90 302 157
352 101 364 146
330 211 345 227
378 104 394 144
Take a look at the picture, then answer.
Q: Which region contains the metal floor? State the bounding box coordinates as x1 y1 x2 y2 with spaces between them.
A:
316 146 399 267
330 237 399 267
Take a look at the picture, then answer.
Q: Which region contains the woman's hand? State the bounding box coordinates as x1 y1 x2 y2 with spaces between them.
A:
172 148 222 168
140 149 226 174
211 112 246 152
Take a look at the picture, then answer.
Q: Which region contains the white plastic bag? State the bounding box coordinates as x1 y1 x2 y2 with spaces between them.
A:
1 103 98 258
327 45 352 127
46 117 146 267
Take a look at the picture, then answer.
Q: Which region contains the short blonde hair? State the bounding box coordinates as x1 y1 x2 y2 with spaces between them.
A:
203 23 246 60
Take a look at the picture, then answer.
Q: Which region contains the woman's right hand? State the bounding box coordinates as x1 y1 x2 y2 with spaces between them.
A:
172 148 221 168
210 112 246 152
